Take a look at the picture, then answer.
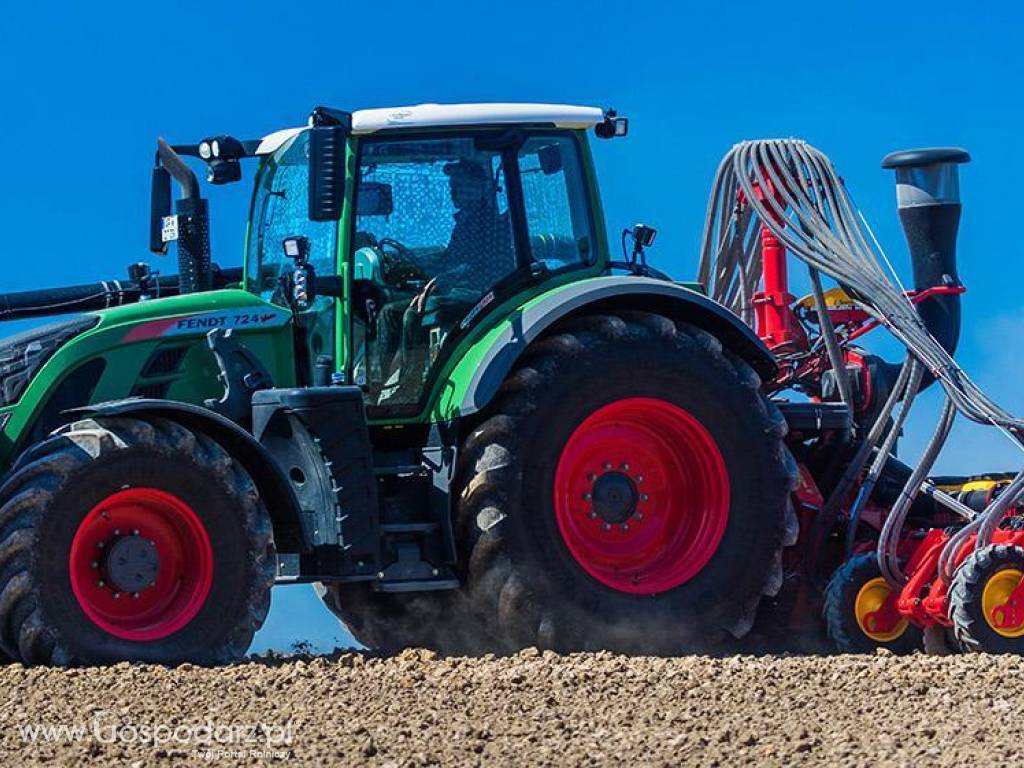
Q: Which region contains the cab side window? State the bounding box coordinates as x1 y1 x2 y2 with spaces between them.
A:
350 137 516 413
517 136 594 268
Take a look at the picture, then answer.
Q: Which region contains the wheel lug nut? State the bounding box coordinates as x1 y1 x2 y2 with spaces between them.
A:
603 463 612 470
97 580 105 588
602 523 611 531
589 511 598 519
640 494 649 502
621 463 630 471
582 493 591 500
112 592 121 600
97 541 105 549
587 474 597 482
620 523 629 532
635 475 644 483
90 561 99 569
132 529 140 536
132 592 140 600
113 529 120 536
634 512 644 521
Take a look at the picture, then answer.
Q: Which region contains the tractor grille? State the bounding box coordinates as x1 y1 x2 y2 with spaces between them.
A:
0 315 99 405
141 345 188 377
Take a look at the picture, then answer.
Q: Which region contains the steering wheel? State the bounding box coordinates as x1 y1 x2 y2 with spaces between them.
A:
377 237 427 290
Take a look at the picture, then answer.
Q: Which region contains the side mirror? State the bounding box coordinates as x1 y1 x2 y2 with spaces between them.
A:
595 113 629 140
308 125 346 222
537 144 563 175
356 182 393 217
149 166 172 254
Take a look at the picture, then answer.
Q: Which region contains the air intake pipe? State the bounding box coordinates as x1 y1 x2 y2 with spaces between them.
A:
881 147 970 356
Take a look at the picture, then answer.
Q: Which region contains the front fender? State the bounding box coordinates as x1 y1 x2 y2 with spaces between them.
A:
435 276 775 421
66 398 306 552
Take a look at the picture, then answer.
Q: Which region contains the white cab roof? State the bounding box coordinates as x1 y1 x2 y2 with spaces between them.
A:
350 103 605 134
255 103 606 155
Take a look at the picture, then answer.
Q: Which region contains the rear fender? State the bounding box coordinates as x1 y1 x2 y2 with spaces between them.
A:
436 276 776 420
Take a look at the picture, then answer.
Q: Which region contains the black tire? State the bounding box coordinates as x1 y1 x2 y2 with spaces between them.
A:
823 553 922 654
950 544 1024 653
0 415 276 666
323 312 798 654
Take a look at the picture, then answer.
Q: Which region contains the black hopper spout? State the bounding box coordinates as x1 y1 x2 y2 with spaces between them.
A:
881 147 971 356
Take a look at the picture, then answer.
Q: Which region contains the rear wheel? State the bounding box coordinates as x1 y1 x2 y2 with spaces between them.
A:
950 544 1024 653
0 416 275 665
324 312 797 654
824 553 922 654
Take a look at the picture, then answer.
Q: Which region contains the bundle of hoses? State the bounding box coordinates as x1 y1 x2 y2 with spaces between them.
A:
697 139 1024 586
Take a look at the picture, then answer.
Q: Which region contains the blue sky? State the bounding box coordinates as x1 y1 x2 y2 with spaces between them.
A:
0 1 1020 652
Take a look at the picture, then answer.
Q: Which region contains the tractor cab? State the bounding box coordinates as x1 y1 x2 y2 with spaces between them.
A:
240 104 621 418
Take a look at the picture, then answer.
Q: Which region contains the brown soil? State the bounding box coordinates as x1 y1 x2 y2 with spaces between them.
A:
0 649 1019 767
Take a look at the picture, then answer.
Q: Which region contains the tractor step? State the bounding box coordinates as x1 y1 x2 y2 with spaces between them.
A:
375 579 460 593
374 464 427 477
379 522 440 535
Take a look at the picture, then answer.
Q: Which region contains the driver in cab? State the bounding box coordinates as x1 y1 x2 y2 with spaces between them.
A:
377 159 512 400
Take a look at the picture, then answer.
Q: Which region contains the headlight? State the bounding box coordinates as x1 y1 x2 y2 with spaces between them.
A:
0 316 99 405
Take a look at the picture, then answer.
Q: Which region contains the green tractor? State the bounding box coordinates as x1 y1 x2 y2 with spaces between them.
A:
0 103 796 665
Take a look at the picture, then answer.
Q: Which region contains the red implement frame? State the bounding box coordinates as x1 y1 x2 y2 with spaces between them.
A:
895 527 1024 629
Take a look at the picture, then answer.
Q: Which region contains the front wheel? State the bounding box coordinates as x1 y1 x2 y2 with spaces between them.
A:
0 416 276 666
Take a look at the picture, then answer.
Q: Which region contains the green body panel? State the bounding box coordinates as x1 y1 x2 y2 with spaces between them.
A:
428 277 596 423
0 289 296 465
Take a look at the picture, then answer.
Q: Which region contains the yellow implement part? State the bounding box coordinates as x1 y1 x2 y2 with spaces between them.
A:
795 286 856 314
854 576 908 643
982 568 1024 638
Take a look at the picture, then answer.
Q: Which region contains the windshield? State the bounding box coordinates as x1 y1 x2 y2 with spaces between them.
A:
246 131 338 304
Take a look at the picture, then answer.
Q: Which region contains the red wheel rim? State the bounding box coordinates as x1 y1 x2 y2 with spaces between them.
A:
553 397 730 594
69 488 213 641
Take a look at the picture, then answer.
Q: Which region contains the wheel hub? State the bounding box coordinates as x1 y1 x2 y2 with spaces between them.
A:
553 397 730 595
69 487 213 641
982 568 1024 637
591 471 638 524
105 535 160 594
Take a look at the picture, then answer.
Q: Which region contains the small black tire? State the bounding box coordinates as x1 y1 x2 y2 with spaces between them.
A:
823 553 922 654
0 415 276 666
950 544 1024 654
324 312 798 654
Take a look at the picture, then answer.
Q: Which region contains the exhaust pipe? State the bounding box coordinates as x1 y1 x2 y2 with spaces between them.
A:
881 147 970 356
155 139 213 294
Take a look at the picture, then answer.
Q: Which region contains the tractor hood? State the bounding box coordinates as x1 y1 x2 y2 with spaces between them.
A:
0 316 98 407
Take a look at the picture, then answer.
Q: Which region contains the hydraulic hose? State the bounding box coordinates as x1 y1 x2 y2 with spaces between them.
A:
698 139 1024 434
0 266 244 320
877 398 956 586
845 361 924 559
804 358 915 584
699 138 1024 581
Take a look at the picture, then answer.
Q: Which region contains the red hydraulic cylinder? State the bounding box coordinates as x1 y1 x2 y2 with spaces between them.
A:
749 176 807 353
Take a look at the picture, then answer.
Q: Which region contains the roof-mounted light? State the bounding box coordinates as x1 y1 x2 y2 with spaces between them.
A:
595 109 629 139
